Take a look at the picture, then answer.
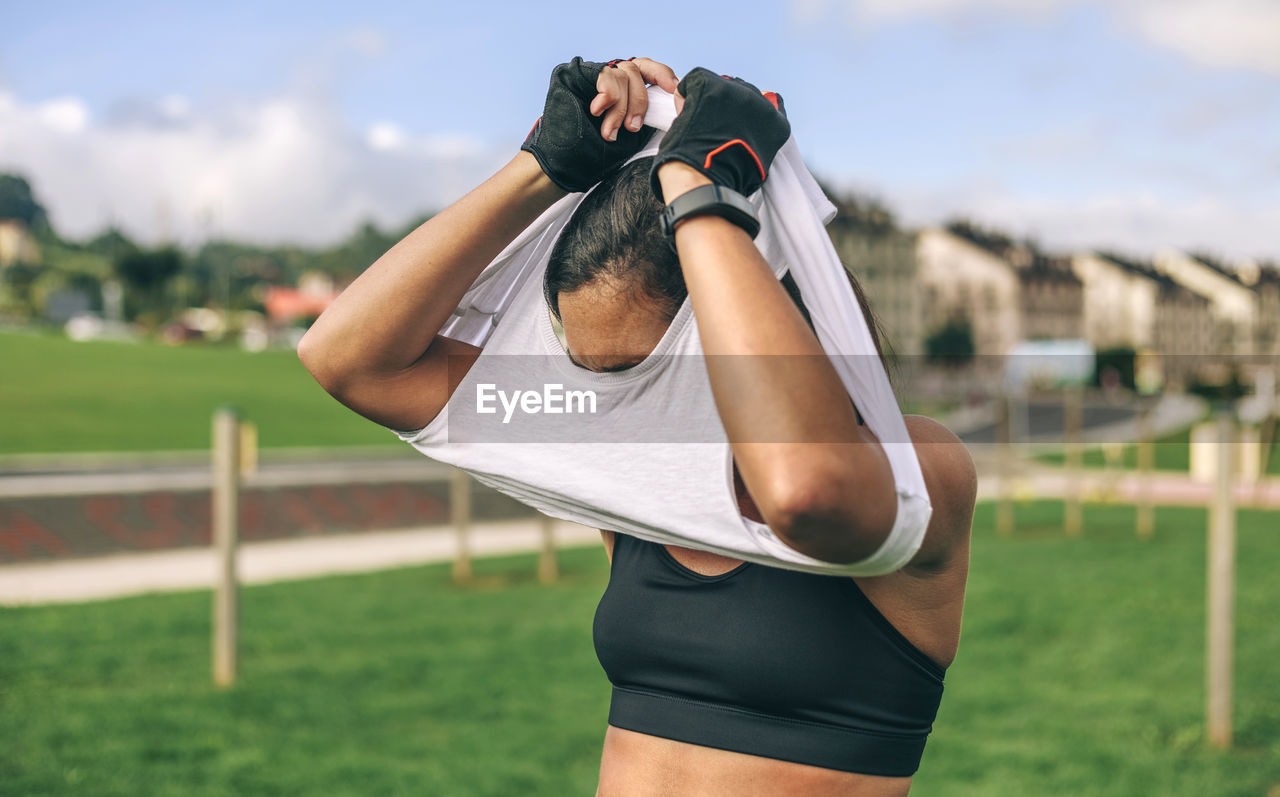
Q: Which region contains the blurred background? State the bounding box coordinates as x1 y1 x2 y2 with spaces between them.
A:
1 2 1277 795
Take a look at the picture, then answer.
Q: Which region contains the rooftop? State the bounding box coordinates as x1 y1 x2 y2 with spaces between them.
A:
1184 251 1250 287
1093 250 1180 289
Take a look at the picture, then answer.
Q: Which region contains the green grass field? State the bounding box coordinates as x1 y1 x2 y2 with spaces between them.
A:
1 330 395 454
1036 424 1196 471
2 501 1277 795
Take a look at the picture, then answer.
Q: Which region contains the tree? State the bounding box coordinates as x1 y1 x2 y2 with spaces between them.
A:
113 247 182 321
0 262 45 320
87 227 138 259
115 247 181 292
0 173 48 228
1188 365 1248 403
815 180 898 237
925 319 976 367
1092 346 1136 390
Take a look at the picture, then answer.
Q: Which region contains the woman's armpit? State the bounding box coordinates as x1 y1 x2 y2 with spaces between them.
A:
732 459 766 524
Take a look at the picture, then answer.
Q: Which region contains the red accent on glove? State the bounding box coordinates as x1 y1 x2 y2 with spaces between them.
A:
703 139 765 182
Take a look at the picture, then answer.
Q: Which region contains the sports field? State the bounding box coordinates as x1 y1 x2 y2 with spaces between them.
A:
2 500 1277 795
0 330 394 454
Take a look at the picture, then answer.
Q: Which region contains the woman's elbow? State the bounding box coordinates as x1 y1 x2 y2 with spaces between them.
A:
297 329 324 378
762 462 897 565
297 329 349 398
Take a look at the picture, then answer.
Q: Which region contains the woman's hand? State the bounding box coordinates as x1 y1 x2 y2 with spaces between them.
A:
652 68 791 202
591 57 679 141
521 56 678 192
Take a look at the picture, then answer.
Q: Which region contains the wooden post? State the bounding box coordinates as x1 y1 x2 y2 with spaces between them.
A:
996 392 1015 536
1256 363 1278 505
239 421 258 477
1136 399 1155 538
1063 385 1083 536
450 468 473 585
1255 412 1276 507
537 514 559 584
212 406 240 688
1206 407 1235 749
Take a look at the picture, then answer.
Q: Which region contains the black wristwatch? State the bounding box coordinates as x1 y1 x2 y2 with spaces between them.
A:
660 184 760 252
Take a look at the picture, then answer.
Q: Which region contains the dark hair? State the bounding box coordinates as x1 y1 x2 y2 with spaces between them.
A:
544 157 685 321
544 156 891 364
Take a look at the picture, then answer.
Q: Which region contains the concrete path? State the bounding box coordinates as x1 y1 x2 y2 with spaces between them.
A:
976 465 1280 507
0 518 601 606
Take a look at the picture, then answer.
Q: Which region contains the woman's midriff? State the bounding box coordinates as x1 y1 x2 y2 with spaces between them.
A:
597 724 913 797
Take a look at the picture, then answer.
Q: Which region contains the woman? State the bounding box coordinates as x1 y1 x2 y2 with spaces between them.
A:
299 56 975 796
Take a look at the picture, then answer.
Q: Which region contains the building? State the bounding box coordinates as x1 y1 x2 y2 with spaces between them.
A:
915 227 1022 357
1152 278 1215 389
1154 248 1257 355
1249 263 1280 357
1072 250 1215 386
828 224 922 357
1018 253 1083 342
1071 252 1161 349
915 226 1087 357
263 271 340 324
0 219 41 266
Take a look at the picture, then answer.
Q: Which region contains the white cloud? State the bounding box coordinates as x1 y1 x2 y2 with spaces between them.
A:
36 97 91 134
852 0 1063 23
0 90 505 247
868 181 1280 259
810 0 1280 77
159 94 191 120
366 121 405 152
1124 0 1280 76
975 192 1280 258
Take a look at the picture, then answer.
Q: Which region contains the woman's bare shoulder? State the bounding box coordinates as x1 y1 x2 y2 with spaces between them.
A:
901 415 977 572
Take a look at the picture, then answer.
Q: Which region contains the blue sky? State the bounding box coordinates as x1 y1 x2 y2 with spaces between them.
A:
1 0 1276 260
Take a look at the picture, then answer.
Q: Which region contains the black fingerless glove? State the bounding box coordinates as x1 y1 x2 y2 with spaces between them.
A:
651 67 791 202
521 57 655 193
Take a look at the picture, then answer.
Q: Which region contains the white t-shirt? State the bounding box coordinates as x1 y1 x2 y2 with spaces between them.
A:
391 87 932 576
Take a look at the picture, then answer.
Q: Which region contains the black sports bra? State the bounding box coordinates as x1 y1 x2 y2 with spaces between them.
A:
592 532 946 777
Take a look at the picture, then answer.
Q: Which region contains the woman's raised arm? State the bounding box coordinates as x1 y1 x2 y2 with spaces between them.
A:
652 69 899 565
299 57 677 433
298 153 565 432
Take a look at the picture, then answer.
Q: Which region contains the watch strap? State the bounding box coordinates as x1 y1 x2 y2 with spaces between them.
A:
660 184 760 251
